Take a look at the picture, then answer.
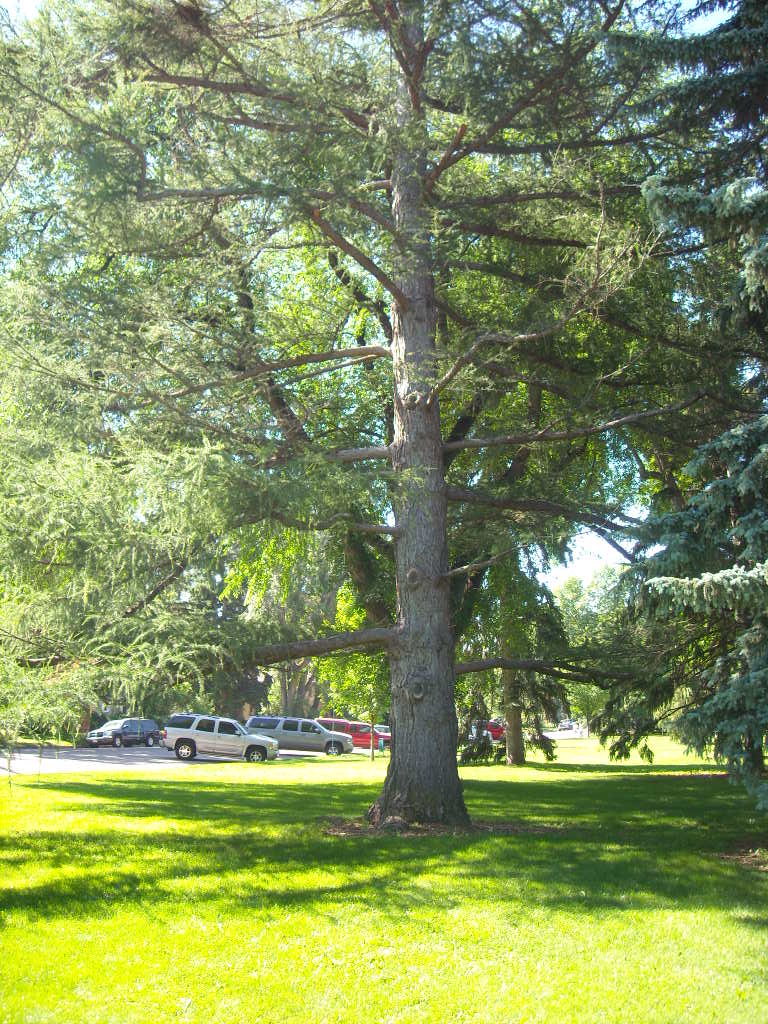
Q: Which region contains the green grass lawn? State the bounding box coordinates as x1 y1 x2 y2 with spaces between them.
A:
1 739 766 1024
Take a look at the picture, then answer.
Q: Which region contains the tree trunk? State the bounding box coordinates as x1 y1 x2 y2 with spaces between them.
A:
369 1 468 827
503 666 526 765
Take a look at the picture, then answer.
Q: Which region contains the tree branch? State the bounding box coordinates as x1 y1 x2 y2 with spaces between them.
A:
424 123 467 193
445 487 642 533
162 346 391 401
426 2 626 185
310 210 409 309
269 510 400 537
442 393 707 452
329 444 393 464
141 63 298 104
438 184 641 208
444 221 589 248
427 321 584 408
252 627 397 666
446 547 518 577
455 656 631 683
121 560 188 618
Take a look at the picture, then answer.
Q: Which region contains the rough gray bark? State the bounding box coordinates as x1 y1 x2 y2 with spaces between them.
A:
369 0 468 827
503 667 526 766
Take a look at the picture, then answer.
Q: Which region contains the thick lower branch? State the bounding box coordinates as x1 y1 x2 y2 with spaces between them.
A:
330 444 393 463
252 628 396 666
456 657 630 683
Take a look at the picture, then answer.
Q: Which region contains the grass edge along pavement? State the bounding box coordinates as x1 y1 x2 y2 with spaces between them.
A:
0 738 766 1024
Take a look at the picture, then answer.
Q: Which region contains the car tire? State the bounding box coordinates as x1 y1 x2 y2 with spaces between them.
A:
326 741 342 756
145 735 155 747
245 746 266 763
175 740 196 761
113 735 123 748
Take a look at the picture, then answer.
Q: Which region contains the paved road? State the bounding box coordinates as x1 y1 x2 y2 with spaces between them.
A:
0 745 361 776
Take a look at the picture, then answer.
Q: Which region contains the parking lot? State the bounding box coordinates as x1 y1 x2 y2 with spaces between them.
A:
0 744 368 775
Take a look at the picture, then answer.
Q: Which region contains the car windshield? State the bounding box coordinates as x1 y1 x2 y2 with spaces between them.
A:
101 720 123 729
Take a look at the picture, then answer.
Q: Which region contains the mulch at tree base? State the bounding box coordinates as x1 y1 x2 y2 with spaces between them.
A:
322 815 568 838
718 846 768 872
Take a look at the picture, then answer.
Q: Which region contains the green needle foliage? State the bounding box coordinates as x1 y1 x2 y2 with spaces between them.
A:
592 0 768 806
603 418 768 807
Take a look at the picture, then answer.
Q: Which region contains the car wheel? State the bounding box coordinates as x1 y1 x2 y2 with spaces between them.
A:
326 741 342 756
145 735 155 747
245 746 266 763
175 740 196 761
113 735 123 748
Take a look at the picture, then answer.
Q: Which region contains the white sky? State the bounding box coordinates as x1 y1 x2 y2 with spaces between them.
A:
542 531 624 589
6 0 38 21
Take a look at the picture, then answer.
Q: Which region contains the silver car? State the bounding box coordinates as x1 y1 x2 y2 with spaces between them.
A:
245 716 353 755
162 713 279 762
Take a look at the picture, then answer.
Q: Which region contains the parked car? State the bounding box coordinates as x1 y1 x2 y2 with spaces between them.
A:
375 724 391 743
558 719 574 731
162 713 278 762
85 718 162 748
245 716 353 755
346 721 391 749
317 717 351 734
485 720 505 742
317 718 391 749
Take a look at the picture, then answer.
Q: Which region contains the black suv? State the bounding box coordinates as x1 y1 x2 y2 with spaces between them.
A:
85 718 162 748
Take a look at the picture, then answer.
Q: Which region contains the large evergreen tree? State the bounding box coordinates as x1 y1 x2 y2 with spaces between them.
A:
0 0 756 822
596 0 768 801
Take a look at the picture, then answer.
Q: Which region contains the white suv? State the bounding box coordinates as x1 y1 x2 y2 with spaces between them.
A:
162 713 278 762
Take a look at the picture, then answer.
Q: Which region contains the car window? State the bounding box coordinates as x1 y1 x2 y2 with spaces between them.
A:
248 717 279 730
124 719 139 731
195 718 216 733
141 719 158 731
168 715 195 729
281 719 299 732
217 721 239 735
300 722 322 733
102 720 123 730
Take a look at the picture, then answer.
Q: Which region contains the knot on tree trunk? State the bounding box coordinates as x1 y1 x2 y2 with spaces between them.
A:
407 672 427 701
406 566 423 587
403 390 424 409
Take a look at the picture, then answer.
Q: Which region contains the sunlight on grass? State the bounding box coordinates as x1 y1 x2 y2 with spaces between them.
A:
1 740 766 1023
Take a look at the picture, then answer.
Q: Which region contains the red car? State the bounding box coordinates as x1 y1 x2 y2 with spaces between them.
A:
485 720 505 742
348 722 392 749
317 718 391 749
317 717 350 734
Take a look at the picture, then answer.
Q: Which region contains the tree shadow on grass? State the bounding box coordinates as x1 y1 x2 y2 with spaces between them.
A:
522 760 724 775
1 771 765 929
